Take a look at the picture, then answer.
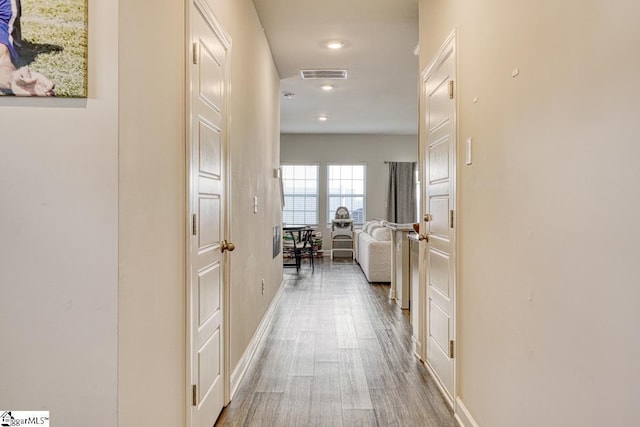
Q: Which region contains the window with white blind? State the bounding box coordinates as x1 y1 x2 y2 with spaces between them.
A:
327 164 366 224
282 164 319 225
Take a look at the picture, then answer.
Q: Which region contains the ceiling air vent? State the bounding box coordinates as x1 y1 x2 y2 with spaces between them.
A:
300 69 348 80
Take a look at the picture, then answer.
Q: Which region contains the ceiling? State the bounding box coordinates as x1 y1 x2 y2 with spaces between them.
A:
252 0 419 135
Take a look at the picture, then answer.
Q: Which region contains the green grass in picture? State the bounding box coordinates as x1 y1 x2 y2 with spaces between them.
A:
16 0 87 97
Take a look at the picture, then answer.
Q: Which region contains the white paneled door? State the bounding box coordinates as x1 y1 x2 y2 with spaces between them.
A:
188 1 232 426
421 32 457 406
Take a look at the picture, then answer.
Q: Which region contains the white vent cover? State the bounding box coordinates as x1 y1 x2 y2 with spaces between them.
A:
300 69 348 80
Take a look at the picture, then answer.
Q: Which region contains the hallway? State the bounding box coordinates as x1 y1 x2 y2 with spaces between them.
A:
216 259 456 426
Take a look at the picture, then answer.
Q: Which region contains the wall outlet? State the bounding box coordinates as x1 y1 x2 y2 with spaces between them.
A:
261 279 265 295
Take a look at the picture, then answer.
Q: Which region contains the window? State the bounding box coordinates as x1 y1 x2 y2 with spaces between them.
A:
282 164 319 225
328 164 366 224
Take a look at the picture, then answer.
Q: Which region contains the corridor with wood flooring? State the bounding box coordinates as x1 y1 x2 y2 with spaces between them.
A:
216 259 456 426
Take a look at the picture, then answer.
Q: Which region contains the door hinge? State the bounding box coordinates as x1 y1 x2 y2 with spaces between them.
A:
450 210 454 228
192 213 197 236
449 340 455 358
424 213 432 222
448 80 454 99
192 384 197 406
192 42 199 65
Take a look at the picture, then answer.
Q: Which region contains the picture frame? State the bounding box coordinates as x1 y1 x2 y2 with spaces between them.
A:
273 225 281 258
1 0 88 97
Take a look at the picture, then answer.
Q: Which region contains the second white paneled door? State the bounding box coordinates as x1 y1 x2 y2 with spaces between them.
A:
421 31 457 406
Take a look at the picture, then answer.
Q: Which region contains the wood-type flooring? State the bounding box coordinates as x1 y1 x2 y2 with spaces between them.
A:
215 258 456 426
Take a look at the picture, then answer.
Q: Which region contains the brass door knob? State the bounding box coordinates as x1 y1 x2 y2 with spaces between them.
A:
221 240 236 252
418 234 429 242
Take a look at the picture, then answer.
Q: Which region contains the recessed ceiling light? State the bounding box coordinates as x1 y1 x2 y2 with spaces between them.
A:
327 41 344 50
321 85 334 91
318 116 328 121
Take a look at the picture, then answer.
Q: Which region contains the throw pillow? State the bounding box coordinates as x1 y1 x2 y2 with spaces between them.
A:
372 227 391 241
368 223 381 235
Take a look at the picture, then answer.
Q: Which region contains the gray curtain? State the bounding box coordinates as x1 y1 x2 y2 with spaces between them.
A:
386 162 417 223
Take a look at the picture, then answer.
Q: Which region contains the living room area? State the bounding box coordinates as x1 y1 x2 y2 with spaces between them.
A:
280 133 419 299
280 133 417 257
280 134 418 247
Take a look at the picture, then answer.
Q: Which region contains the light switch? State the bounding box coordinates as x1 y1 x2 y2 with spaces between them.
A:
466 138 472 165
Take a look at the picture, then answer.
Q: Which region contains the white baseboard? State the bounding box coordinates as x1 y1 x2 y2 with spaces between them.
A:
229 280 286 399
455 397 480 427
422 360 454 409
411 336 422 361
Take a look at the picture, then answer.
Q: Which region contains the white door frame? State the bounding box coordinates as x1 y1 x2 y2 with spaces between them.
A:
419 28 458 409
185 0 233 424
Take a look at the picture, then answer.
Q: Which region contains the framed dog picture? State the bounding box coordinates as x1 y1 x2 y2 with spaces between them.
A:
0 0 87 97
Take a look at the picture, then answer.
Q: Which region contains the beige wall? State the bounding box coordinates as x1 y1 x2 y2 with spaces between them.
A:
419 0 640 425
281 134 417 249
204 0 283 378
117 0 186 425
0 0 118 425
118 0 281 426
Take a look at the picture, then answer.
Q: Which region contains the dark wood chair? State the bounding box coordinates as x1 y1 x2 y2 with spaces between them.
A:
283 226 315 272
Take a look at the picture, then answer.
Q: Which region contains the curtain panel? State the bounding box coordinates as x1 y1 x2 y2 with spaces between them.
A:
386 161 417 223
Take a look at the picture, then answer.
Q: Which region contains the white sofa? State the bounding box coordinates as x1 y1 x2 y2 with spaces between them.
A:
354 220 392 282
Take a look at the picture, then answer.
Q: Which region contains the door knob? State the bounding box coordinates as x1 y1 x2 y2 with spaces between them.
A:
221 240 236 253
424 213 433 222
418 234 429 242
